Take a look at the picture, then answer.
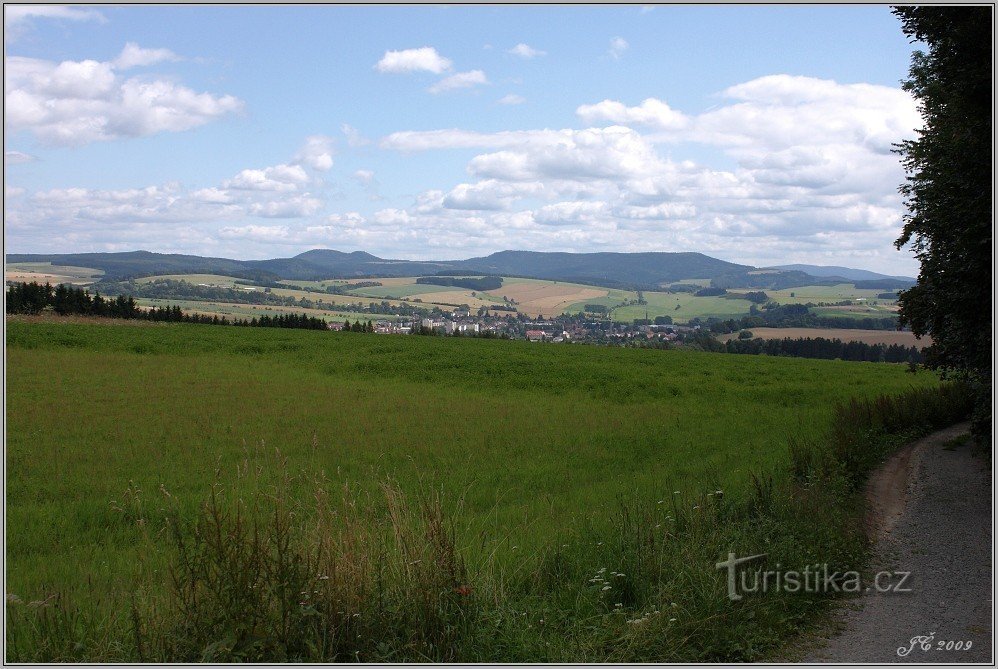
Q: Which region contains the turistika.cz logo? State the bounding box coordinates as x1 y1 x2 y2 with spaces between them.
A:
715 552 913 601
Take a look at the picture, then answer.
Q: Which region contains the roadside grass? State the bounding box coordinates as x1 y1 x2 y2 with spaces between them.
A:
5 320 969 661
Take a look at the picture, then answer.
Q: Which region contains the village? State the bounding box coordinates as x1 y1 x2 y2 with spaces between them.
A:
326 306 699 345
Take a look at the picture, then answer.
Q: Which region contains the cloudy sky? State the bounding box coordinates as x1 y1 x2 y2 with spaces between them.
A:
5 5 925 274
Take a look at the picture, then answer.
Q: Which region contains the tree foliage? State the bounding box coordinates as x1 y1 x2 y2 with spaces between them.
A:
892 6 992 436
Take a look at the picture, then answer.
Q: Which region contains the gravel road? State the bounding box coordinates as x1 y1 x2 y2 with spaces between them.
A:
802 422 992 663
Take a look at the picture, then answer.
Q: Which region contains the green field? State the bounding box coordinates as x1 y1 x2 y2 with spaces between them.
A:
134 273 247 288
132 297 392 322
611 292 755 323
87 271 904 325
766 284 892 304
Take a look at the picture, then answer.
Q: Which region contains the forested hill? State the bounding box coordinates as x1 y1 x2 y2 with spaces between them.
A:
454 250 750 287
7 248 886 290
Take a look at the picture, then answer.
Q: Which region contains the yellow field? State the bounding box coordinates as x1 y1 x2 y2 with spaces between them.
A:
5 263 103 286
718 327 932 349
483 278 609 317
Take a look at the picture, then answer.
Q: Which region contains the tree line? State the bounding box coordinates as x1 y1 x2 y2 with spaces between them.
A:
721 335 923 364
697 303 899 332
93 278 432 317
414 275 503 291
6 282 329 331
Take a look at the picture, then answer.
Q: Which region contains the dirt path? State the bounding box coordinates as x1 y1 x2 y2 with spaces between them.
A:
800 422 992 663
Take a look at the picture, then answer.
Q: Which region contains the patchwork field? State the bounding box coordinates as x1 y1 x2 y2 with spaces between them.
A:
132 298 388 322
718 327 932 349
4 262 103 286
7 265 907 328
490 277 613 317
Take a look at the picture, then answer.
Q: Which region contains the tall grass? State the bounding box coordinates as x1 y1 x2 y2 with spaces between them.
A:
8 380 972 662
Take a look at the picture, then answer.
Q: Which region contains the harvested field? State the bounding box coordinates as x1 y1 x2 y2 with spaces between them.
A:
718 327 932 349
5 262 103 287
493 279 609 317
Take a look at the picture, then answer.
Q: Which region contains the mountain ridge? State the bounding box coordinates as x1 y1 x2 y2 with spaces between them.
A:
6 249 914 291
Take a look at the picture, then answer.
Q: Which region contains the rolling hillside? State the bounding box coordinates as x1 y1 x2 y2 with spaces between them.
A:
7 248 811 288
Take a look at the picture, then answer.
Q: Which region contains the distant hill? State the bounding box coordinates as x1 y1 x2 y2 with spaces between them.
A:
770 264 915 283
5 251 278 282
455 250 751 287
7 249 752 288
8 249 901 291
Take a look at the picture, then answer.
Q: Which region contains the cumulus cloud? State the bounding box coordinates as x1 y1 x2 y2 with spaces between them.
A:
113 42 180 70
498 93 526 105
428 70 488 94
608 37 629 60
576 98 689 130
224 164 310 192
4 6 105 40
4 150 37 164
293 135 335 171
365 74 921 272
353 169 375 183
341 123 370 147
508 43 546 59
5 136 335 257
375 47 452 74
8 73 923 273
4 52 243 147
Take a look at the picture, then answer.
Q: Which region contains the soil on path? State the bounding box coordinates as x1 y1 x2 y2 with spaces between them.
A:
799 422 992 663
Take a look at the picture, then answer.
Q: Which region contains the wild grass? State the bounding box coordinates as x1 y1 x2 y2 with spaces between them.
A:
5 320 971 661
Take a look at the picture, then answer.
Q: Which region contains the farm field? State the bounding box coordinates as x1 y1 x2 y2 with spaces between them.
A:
717 327 933 349
610 292 755 323
134 273 248 288
766 284 894 304
5 318 948 661
7 265 906 326
132 297 389 322
4 262 103 287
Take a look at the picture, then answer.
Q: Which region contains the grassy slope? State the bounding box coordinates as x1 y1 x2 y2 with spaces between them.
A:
105 272 903 325
7 321 939 606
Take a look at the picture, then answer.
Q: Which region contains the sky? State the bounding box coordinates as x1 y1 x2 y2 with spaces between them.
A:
4 4 926 274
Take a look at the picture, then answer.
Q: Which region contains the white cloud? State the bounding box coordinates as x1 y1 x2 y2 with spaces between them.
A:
4 6 105 40
375 47 452 74
341 123 370 147
498 93 526 105
365 74 921 273
467 126 666 181
4 150 36 164
508 43 546 59
219 224 291 241
608 37 629 60
7 73 923 274
442 180 543 211
293 135 335 171
224 164 309 192
576 98 689 130
353 169 375 183
428 70 488 94
5 53 243 147
113 42 180 70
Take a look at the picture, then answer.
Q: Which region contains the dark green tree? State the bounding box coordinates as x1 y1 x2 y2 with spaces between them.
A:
892 6 992 438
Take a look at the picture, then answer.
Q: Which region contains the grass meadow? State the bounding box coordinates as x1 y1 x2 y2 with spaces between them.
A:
5 319 967 661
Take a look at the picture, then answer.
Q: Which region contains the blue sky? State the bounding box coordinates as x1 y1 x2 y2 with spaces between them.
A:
5 5 924 274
